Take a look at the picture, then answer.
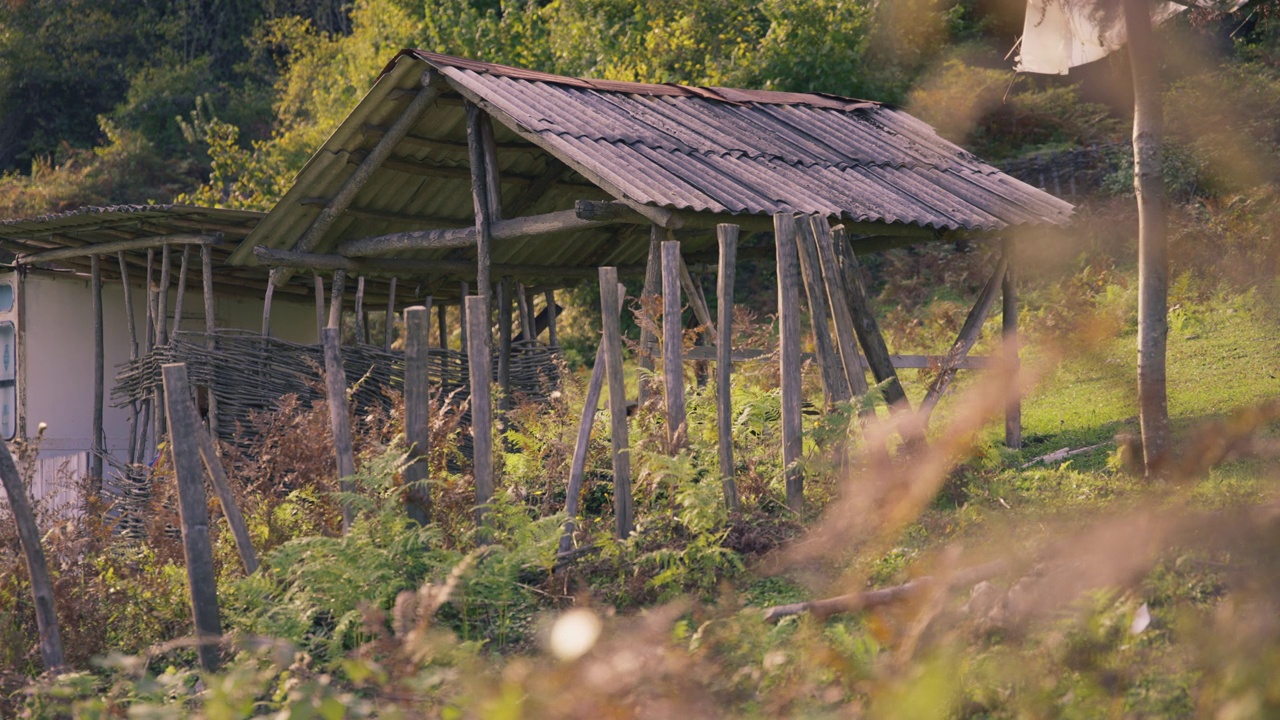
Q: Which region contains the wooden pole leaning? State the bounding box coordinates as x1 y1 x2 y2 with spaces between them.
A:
465 295 495 534
195 425 258 575
775 213 805 511
404 303 432 525
1002 236 1022 449
715 225 740 512
517 283 534 343
795 217 850 406
661 241 688 453
201 245 219 437
322 327 357 532
172 245 190 334
559 283 624 555
920 255 1008 425
599 268 633 539
828 225 909 410
807 217 870 400
161 363 223 671
0 439 65 671
90 254 104 487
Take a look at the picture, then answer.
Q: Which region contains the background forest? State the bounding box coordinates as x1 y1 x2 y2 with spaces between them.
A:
7 0 1280 717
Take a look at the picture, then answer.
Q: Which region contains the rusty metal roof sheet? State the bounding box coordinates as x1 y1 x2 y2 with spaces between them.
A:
233 51 1073 279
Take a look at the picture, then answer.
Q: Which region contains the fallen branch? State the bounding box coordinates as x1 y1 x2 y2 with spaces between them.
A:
1020 443 1107 469
762 560 1007 623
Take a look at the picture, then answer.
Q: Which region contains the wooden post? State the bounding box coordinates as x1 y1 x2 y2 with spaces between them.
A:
90 254 104 486
157 243 171 347
195 426 258 575
1003 237 1022 449
517 283 534 343
172 245 190 334
313 275 325 339
795 217 850 406
354 276 367 344
465 296 494 531
808 217 870 399
119 251 140 464
384 277 397 351
638 227 662 404
497 276 513 408
161 363 223 671
715 225 740 512
829 224 909 409
322 327 356 532
545 290 559 347
775 213 804 511
678 254 717 344
558 284 622 554
202 245 219 437
404 303 432 525
920 256 1008 424
466 102 495 298
261 271 276 337
599 268 633 539
328 269 346 332
661 241 688 453
0 439 64 671
459 282 470 351
437 300 448 349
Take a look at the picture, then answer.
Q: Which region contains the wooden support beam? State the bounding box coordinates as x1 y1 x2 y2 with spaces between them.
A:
119 251 140 464
638 226 662 405
795 216 851 406
196 426 258 575
1003 237 1022 449
172 245 190 334
157 243 171 347
253 246 645 281
775 213 804 511
322 328 356 532
385 278 398 351
678 253 717 344
662 241 688 453
921 255 1009 424
505 158 568 217
404 304 432 525
497 277 513 408
337 206 625 257
299 196 471 229
808 217 870 398
599 269 633 539
17 233 222 266
545 290 558 347
465 296 495 533
328 270 346 331
290 74 439 258
517 284 534 343
716 225 740 512
479 111 503 222
829 224 908 409
0 439 65 671
314 275 325 339
201 244 219 438
90 255 104 487
262 271 276 337
466 101 495 298
438 301 448 349
162 363 223 671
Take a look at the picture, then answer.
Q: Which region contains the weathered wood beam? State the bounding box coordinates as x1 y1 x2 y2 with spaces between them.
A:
775 213 804 511
466 101 495 298
715 224 740 512
91 255 104 486
254 247 644 280
920 255 1008 423
291 72 439 258
17 233 222 265
298 197 471 228
0 439 65 671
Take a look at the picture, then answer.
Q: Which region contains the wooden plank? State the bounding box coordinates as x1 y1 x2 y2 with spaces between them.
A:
404 303 432 525
195 425 258 575
775 213 804 511
0 439 65 671
638 226 662 404
17 233 222 265
921 256 1009 423
559 283 623 554
497 277 513 409
385 277 397 351
291 78 440 258
90 254 104 486
661 241 688 453
328 269 346 331
161 363 223 671
715 225 740 512
808 217 870 398
313 275 325 339
466 101 495 297
322 327 357 532
598 268 633 538
1003 237 1022 449
465 295 495 532
201 245 219 437
829 224 909 409
172 245 190 334
795 216 850 406
354 276 367 344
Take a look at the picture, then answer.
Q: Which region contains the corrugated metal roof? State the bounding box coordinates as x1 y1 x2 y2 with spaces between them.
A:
233 50 1073 282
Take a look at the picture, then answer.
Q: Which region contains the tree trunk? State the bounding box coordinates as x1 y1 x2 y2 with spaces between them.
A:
1124 0 1171 476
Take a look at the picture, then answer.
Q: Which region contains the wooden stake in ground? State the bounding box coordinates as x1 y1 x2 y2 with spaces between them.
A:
195 426 258 575
322 327 356 532
795 217 849 406
599 268 633 539
716 224 740 512
404 303 432 525
465 295 495 533
0 439 65 671
775 213 804 511
1002 236 1022 449
161 363 223 671
661 241 688 453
